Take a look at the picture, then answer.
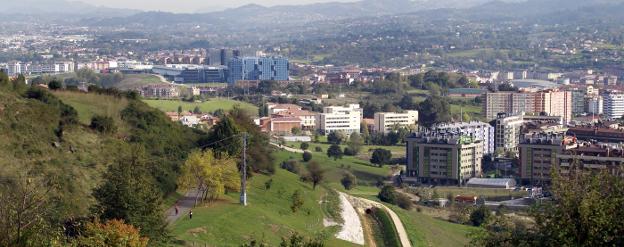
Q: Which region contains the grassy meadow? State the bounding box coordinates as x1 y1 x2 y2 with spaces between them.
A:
143 99 258 116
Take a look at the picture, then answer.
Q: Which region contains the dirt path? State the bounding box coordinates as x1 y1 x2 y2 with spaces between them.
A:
165 189 199 224
270 142 304 153
335 192 365 245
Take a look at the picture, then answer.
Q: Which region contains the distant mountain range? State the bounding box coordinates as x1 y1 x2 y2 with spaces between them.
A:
4 0 624 25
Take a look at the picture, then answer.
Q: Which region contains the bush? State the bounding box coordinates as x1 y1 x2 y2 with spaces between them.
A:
300 142 309 151
469 205 492 227
291 190 304 213
90 115 117 134
327 144 343 160
302 152 312 162
371 148 392 166
314 146 323 152
341 172 357 190
327 131 344 145
343 147 357 156
48 80 62 90
280 160 300 174
396 194 413 210
378 185 397 204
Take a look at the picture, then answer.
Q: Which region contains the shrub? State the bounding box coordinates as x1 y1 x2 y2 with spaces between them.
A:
314 146 323 152
327 144 343 160
343 147 357 156
469 205 492 227
371 148 392 166
280 160 300 174
341 172 357 190
300 142 309 151
378 185 397 204
48 80 62 90
90 115 117 134
396 194 413 210
302 152 312 162
327 131 344 145
291 190 304 213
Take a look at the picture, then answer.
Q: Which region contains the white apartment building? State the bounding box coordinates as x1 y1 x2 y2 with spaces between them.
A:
603 91 624 119
431 121 495 155
316 104 362 135
373 110 419 133
495 114 524 154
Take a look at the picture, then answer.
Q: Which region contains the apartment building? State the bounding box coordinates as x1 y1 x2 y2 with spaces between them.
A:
495 114 524 154
518 133 577 185
405 133 484 185
430 121 495 155
316 104 362 135
139 85 180 99
373 110 419 133
484 89 572 123
602 91 624 119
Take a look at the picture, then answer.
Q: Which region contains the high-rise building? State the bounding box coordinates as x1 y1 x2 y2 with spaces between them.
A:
227 56 289 83
586 96 603 115
405 133 484 185
568 88 586 115
602 91 624 119
430 121 495 155
484 89 572 123
220 49 229 66
373 111 419 133
316 104 362 135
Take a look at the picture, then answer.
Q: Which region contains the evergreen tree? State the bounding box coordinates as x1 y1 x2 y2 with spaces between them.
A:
92 145 168 244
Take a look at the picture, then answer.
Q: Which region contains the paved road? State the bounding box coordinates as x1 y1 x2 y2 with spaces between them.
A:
270 142 304 153
346 194 412 247
165 189 199 224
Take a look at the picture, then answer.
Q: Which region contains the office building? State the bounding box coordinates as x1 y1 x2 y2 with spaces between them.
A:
602 91 624 119
405 133 484 185
373 111 419 133
152 65 227 83
430 121 495 155
227 56 289 83
220 49 229 66
484 89 572 123
316 104 362 135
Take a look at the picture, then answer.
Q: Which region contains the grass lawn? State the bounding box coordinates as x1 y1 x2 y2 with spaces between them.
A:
284 141 406 160
53 91 129 125
116 74 167 90
170 169 358 247
143 98 258 116
430 186 527 199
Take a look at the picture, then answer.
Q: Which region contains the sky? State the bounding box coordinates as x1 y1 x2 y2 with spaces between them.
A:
76 0 359 13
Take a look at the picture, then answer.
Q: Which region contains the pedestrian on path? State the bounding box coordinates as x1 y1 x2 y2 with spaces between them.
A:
189 209 193 219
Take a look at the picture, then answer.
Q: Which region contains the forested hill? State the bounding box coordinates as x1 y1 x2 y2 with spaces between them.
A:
0 73 206 245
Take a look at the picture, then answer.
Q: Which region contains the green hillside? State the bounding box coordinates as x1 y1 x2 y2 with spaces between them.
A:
144 99 258 116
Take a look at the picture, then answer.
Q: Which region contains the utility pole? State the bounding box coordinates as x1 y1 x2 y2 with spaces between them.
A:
240 132 248 206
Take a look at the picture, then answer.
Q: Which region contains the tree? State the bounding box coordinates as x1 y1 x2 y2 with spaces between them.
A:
327 131 344 145
306 161 325 190
300 142 309 151
469 206 492 227
347 133 364 155
327 144 344 160
371 149 392 166
177 150 240 203
92 145 168 243
264 179 273 190
418 96 451 127
472 169 624 246
302 151 312 162
462 112 472 122
396 194 413 210
90 115 117 134
193 106 202 114
48 80 62 90
290 190 304 213
398 94 416 110
177 105 183 117
0 175 55 247
341 172 357 190
73 219 149 247
378 185 397 204
291 127 302 135
207 116 242 157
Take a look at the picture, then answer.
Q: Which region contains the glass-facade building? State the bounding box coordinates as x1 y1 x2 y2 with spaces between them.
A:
227 56 289 83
